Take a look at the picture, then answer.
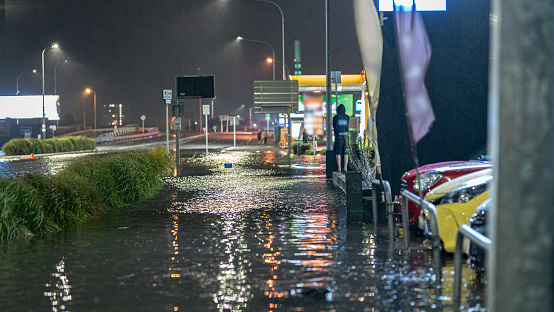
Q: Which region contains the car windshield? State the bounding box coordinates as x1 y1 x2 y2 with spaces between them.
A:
468 146 490 161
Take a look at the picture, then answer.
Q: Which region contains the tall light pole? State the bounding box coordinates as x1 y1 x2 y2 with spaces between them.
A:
54 60 68 95
255 0 285 81
16 69 37 95
237 36 275 80
211 97 216 119
249 107 253 128
198 67 202 131
42 43 59 139
85 88 97 130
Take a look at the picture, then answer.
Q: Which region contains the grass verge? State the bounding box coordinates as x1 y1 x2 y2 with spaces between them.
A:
0 146 173 243
2 136 96 156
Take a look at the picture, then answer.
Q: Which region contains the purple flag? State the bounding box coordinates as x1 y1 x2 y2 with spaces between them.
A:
395 4 434 144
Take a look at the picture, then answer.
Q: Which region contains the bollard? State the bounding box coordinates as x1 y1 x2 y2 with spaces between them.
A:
332 171 362 214
345 172 363 213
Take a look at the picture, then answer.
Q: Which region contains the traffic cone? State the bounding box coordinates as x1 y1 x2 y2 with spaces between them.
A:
22 153 35 160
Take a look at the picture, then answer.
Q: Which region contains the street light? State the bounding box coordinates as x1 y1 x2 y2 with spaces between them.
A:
16 69 38 95
42 43 59 139
85 88 97 130
255 0 285 80
266 58 290 79
237 36 275 80
54 60 68 95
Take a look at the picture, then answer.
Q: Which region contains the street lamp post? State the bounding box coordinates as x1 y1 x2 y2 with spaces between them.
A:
255 0 285 81
267 58 290 79
54 60 68 95
249 107 253 128
237 37 275 80
85 88 97 130
16 69 37 95
42 43 59 139
211 97 216 119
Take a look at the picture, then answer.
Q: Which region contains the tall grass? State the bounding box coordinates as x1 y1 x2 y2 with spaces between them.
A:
0 146 173 242
2 136 96 156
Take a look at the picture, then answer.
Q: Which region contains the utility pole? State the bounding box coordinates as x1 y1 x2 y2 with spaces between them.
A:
487 1 554 311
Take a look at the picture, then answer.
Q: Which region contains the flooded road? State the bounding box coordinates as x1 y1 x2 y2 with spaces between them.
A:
0 150 486 311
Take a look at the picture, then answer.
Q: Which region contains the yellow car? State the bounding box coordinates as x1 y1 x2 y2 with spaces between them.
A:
423 171 492 253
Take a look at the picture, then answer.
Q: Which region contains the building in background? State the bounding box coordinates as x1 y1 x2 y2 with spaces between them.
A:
101 103 124 128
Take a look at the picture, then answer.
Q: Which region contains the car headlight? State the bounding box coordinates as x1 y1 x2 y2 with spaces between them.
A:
413 172 443 192
440 183 488 204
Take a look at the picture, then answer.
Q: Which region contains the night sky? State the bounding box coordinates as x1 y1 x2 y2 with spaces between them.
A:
0 0 491 189
1 0 362 127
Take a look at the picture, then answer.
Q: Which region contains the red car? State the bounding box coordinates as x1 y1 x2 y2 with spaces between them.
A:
395 156 491 229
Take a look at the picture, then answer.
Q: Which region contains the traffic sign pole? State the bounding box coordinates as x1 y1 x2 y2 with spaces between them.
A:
166 103 169 151
163 89 173 152
203 104 210 154
233 118 236 148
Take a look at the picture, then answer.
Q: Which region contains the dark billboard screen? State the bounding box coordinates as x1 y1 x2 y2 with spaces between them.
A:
176 76 215 99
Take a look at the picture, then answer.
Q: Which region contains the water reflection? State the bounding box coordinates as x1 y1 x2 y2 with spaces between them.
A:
0 150 486 311
0 152 97 177
44 258 72 312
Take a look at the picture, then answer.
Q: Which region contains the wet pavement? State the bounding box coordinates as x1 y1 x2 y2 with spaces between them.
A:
0 148 486 311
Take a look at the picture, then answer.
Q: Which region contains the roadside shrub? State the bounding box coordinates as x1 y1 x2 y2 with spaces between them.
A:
0 178 54 243
2 139 31 155
27 139 44 154
58 137 75 152
2 136 96 156
305 150 315 155
1 147 173 242
321 149 327 156
292 143 312 155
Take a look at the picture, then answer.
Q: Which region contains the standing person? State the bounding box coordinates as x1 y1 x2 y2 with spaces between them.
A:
302 129 308 144
263 129 269 144
257 130 262 144
333 104 350 172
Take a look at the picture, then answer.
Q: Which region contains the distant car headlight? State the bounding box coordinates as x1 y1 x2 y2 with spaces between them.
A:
413 172 443 192
440 183 488 204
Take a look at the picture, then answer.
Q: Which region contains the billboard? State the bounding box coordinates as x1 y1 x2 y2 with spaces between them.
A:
0 95 60 120
298 94 354 116
176 75 215 99
303 93 324 136
379 0 446 11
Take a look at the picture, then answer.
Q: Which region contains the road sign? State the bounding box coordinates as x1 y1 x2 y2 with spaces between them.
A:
174 117 181 126
203 104 210 115
331 71 342 83
253 80 299 114
49 125 57 131
141 115 146 121
163 89 172 100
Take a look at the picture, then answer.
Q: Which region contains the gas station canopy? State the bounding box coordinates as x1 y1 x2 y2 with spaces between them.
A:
290 74 367 93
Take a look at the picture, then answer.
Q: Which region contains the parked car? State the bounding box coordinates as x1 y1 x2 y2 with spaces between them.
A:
422 172 492 253
422 168 492 229
468 198 490 276
395 152 491 230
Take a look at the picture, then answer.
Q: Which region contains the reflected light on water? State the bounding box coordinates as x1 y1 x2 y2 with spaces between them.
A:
44 258 72 312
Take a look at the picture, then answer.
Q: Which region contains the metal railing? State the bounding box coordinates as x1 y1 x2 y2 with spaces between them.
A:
401 190 442 284
453 224 491 308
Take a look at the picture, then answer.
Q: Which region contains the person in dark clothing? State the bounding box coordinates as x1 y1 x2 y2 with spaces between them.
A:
302 129 308 144
333 104 350 172
257 130 262 144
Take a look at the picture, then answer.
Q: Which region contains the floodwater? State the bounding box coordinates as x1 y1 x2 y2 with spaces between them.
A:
0 150 486 311
0 152 98 177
